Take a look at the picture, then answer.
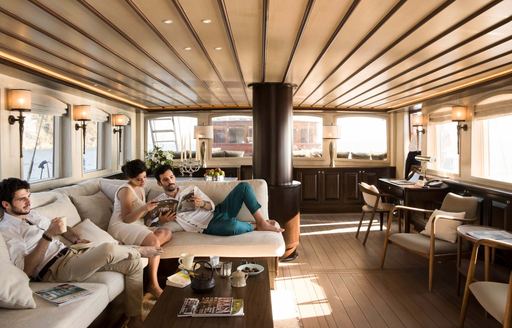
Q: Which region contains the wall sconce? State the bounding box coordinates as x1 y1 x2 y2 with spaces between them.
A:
451 105 468 154
73 105 91 154
411 113 427 150
323 125 340 168
194 125 213 168
7 89 32 158
112 114 130 153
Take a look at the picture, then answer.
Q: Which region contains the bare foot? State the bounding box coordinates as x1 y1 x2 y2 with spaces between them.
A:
148 284 163 298
138 246 163 257
256 220 284 232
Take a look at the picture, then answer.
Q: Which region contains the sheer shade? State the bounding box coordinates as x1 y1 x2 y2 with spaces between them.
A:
474 99 512 120
428 108 452 123
31 94 67 116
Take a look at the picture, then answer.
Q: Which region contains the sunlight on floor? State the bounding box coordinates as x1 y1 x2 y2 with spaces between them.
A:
300 222 386 236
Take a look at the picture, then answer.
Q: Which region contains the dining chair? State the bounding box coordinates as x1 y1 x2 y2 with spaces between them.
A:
355 182 395 245
459 238 512 327
381 192 480 291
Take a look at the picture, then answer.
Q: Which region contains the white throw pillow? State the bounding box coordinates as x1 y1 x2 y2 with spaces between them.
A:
0 233 36 309
71 191 113 230
421 209 466 243
73 219 118 245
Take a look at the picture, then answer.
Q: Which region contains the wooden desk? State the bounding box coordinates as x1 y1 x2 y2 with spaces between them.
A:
378 178 449 232
144 258 273 328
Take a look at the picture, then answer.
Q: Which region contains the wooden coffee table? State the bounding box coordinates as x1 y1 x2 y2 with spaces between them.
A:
143 257 273 328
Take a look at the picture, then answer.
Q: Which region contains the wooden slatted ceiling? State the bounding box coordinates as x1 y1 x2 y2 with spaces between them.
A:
0 0 510 111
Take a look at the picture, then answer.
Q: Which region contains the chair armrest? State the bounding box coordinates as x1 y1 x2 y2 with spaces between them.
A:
393 205 434 215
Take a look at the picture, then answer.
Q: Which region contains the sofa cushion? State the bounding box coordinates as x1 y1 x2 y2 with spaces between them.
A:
0 234 36 309
0 282 108 328
83 272 124 302
72 219 118 245
420 209 465 243
31 192 82 227
99 179 125 202
161 230 285 258
71 191 113 230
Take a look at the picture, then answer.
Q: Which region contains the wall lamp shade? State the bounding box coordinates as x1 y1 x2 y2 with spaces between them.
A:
194 125 213 167
7 89 32 158
323 125 340 168
73 105 91 154
112 114 130 126
451 106 468 154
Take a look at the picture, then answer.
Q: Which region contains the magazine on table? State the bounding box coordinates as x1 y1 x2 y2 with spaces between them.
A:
177 297 244 317
34 283 92 306
467 230 512 241
146 188 196 225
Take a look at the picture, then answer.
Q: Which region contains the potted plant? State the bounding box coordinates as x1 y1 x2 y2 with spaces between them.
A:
204 168 225 181
144 146 174 175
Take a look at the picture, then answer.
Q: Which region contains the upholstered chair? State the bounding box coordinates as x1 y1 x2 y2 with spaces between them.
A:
459 238 512 327
381 192 480 291
355 182 395 245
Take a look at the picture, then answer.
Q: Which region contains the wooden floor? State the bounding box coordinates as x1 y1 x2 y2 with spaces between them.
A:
273 213 501 328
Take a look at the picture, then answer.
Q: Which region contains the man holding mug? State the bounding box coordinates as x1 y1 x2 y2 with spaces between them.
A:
0 178 161 328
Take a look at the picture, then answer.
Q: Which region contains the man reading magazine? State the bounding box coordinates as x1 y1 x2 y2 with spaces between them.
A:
149 165 283 236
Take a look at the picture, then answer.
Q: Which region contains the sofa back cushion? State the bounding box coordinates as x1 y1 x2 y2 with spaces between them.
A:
30 192 82 227
70 191 113 230
146 179 269 222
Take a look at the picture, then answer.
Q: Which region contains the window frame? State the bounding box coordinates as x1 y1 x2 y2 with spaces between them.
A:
210 114 253 159
292 114 324 160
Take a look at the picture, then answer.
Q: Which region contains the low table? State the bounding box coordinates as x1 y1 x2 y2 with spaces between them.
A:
144 257 273 328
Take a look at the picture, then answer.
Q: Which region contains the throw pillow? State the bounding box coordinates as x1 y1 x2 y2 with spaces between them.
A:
71 191 113 230
421 209 466 243
0 233 36 309
72 219 118 245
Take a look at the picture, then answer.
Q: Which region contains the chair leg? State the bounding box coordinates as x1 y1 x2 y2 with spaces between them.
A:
381 237 389 269
379 212 384 231
362 211 376 245
428 254 434 292
356 211 365 239
459 244 479 328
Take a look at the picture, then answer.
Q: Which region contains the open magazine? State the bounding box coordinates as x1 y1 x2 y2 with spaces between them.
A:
178 297 244 317
34 283 92 306
147 188 196 225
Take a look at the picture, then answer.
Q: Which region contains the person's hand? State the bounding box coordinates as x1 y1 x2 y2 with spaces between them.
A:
46 217 67 237
192 196 205 209
74 238 90 244
159 211 176 223
145 200 158 212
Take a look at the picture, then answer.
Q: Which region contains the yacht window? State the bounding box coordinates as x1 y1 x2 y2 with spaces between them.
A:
23 113 57 182
147 116 197 156
427 121 459 174
335 116 388 160
293 115 322 158
83 122 101 172
211 116 252 158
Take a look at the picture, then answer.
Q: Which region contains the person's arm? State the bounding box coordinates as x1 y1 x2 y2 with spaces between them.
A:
118 187 158 224
192 187 214 211
23 218 65 277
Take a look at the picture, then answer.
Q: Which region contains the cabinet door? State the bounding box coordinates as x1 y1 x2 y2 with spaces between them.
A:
342 170 360 204
323 170 341 201
360 169 379 185
298 169 321 201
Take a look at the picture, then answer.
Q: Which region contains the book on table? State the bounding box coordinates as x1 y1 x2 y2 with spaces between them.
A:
467 230 512 241
34 283 92 306
178 297 244 317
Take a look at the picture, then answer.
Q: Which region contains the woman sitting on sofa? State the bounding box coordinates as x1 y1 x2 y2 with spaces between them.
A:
108 159 172 298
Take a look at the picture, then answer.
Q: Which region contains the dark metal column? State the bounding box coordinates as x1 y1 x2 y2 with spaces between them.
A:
251 82 301 259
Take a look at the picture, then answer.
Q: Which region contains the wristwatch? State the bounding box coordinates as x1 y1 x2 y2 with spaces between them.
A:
42 232 53 242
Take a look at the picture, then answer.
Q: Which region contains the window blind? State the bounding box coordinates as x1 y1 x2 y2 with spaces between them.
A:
428 108 451 123
474 100 512 120
31 94 67 116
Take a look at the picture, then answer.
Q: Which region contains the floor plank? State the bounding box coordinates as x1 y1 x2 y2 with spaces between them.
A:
273 213 502 328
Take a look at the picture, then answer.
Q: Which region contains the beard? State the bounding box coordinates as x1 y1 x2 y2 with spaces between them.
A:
164 183 177 193
9 204 30 216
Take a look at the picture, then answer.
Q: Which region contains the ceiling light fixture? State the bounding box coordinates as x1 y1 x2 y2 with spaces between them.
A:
184 47 192 51
201 19 212 24
162 19 173 24
214 47 222 51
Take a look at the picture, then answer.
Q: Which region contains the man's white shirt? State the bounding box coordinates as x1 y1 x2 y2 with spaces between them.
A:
154 185 215 233
0 211 66 274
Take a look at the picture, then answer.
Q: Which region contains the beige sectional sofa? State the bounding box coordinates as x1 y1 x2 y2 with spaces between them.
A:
0 178 285 328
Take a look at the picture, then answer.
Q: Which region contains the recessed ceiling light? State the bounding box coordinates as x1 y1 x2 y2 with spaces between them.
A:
201 19 212 24
107 89 112 92
162 19 173 24
93 83 98 87
214 47 222 51
184 47 192 51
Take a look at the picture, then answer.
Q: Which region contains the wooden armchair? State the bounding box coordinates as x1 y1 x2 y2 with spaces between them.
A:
459 238 512 327
355 182 396 245
381 192 480 291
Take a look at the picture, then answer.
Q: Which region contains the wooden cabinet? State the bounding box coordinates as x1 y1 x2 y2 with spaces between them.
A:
294 166 395 213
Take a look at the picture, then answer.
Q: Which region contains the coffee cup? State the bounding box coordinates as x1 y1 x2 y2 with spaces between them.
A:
230 270 248 288
209 255 220 268
178 253 194 270
220 262 232 277
58 216 67 234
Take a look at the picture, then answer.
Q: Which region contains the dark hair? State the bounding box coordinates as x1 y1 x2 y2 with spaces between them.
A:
121 159 147 179
154 164 174 183
0 178 30 209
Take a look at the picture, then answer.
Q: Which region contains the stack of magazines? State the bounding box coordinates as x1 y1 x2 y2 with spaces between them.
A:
34 283 92 306
178 297 244 317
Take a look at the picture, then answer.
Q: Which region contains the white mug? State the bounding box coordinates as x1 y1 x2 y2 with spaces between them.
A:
56 216 67 234
178 253 194 269
209 255 220 268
